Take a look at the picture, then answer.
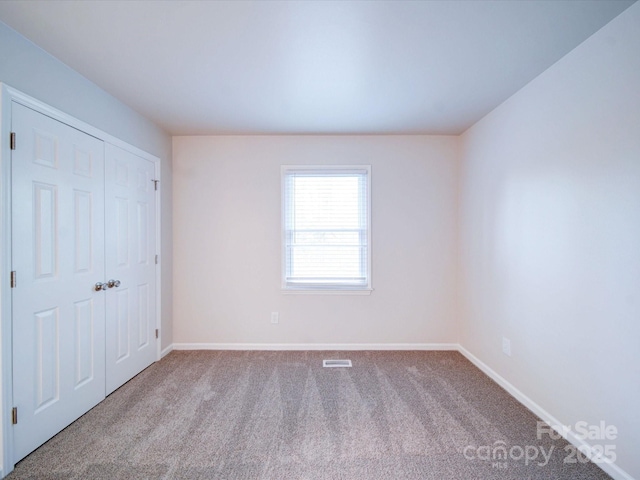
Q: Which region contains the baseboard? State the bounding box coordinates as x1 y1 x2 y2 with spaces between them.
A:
160 344 174 358
458 346 633 480
171 342 459 351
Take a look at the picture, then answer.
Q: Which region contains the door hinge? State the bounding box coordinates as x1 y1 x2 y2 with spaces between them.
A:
155 329 159 339
11 407 17 425
10 271 16 288
155 254 159 265
152 179 159 191
10 132 16 150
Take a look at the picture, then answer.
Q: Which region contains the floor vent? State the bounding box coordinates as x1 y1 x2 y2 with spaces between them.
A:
323 359 352 368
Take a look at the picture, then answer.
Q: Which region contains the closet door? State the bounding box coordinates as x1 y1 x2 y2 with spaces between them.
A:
11 103 106 461
105 144 157 395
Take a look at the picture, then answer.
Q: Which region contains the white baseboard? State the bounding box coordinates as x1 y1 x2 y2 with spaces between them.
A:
458 346 633 480
160 344 174 358
171 342 459 351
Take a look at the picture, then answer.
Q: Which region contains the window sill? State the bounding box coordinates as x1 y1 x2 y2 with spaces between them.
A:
281 288 373 296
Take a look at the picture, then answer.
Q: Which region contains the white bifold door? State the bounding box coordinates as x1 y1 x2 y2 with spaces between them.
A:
11 103 157 461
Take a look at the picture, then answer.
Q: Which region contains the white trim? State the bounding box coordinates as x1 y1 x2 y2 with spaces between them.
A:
458 346 633 480
5 85 159 164
173 343 459 351
0 84 16 478
281 288 373 295
151 148 162 362
160 344 174 358
0 84 163 478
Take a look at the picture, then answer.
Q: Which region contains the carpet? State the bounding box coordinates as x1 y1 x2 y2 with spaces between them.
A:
6 350 610 479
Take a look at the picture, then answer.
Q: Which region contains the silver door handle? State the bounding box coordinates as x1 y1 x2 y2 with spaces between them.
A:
107 279 121 288
94 282 107 291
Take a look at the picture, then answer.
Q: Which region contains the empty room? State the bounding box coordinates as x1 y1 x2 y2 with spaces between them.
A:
0 0 638 479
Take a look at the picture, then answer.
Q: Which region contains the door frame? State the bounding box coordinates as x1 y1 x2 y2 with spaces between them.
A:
0 84 163 476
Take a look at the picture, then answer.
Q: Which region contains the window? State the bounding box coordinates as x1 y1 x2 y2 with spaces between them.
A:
282 165 371 293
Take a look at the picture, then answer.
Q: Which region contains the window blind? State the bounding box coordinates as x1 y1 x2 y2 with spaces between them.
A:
283 166 370 290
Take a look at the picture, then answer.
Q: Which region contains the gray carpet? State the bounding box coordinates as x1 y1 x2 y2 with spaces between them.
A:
7 351 610 479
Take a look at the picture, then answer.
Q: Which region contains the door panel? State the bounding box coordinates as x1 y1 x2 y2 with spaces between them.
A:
11 103 106 461
34 307 58 411
105 144 157 395
116 288 130 361
74 299 95 387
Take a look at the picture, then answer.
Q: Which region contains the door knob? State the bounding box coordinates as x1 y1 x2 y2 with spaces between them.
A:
107 279 121 288
94 282 107 291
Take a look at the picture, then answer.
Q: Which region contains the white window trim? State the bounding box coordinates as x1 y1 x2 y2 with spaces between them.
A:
281 165 372 295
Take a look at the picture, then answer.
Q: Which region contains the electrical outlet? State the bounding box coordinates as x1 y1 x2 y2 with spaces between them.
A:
502 337 511 357
271 312 279 324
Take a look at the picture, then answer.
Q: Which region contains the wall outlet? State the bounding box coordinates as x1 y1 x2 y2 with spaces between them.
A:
502 337 511 357
271 312 279 324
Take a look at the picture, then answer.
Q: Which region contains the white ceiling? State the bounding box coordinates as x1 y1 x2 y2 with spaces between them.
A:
0 0 635 135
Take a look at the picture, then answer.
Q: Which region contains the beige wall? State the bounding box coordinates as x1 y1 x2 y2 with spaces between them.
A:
459 3 640 477
172 135 460 346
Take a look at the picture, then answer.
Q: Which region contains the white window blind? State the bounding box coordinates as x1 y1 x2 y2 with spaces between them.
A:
282 166 371 291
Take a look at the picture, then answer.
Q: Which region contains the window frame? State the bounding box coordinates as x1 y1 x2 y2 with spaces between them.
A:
281 165 372 295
